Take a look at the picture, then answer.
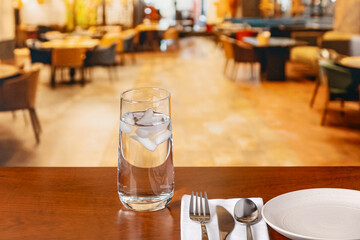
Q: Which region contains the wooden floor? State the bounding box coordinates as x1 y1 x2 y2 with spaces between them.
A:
0 37 359 166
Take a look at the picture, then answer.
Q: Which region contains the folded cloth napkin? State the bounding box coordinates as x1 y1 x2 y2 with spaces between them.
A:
181 195 269 240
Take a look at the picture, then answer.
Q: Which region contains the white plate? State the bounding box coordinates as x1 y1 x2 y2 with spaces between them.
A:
262 188 360 240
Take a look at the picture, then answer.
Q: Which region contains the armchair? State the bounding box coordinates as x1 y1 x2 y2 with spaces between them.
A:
0 65 42 143
319 59 359 125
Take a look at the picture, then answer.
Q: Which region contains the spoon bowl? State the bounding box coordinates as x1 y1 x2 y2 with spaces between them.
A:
234 198 259 240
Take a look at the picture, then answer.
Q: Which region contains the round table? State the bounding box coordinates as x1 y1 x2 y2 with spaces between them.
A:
0 64 19 80
339 56 360 69
338 56 360 87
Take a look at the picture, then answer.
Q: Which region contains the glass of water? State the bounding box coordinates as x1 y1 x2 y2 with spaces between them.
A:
118 87 174 212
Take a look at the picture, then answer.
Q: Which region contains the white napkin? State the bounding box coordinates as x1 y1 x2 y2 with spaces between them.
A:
181 195 269 240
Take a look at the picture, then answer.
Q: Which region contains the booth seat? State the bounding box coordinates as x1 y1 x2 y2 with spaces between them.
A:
321 31 360 56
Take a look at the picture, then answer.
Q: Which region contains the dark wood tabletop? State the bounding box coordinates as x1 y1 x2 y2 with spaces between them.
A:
1 167 360 240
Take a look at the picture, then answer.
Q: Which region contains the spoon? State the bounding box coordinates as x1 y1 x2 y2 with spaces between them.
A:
234 198 259 240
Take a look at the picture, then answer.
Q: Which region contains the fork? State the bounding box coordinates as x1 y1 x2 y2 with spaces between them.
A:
189 191 211 240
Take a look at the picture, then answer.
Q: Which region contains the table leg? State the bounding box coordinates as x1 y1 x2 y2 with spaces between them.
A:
255 48 267 73
266 47 289 81
51 66 56 88
69 67 76 84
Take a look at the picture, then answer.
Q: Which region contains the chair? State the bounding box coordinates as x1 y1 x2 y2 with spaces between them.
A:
309 49 340 107
29 47 52 65
84 44 117 82
14 48 30 68
0 65 42 143
232 39 258 80
318 59 360 125
99 33 122 47
138 31 147 51
138 30 160 51
26 39 52 65
320 31 360 56
121 34 137 64
290 31 360 80
117 29 138 64
220 35 235 77
37 25 55 42
213 29 223 50
161 27 179 51
51 48 87 87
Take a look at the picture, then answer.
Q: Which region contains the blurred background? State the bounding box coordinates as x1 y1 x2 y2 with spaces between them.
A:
0 0 359 167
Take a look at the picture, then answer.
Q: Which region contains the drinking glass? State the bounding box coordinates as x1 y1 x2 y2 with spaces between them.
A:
118 87 174 212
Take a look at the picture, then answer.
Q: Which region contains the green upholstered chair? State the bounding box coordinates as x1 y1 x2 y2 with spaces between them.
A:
310 49 340 107
318 59 360 125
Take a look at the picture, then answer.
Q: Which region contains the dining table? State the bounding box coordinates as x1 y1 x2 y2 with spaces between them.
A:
41 38 100 49
136 23 169 32
1 166 360 239
41 38 99 85
0 64 21 84
337 56 360 85
0 64 20 79
338 56 360 71
136 21 172 51
242 37 308 81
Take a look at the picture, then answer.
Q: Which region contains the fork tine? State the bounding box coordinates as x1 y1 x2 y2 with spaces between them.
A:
195 192 199 216
200 192 204 216
190 191 194 215
204 192 210 215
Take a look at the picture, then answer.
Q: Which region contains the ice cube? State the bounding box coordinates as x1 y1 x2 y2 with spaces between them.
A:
120 121 132 134
135 128 152 138
130 136 157 152
152 115 164 123
124 112 135 125
136 108 154 125
135 122 169 138
153 130 172 145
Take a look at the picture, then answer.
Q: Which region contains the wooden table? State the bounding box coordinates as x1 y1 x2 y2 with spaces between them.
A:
1 167 360 239
136 23 169 51
41 38 99 49
339 56 360 69
338 56 360 85
41 39 99 85
243 37 307 81
0 64 19 81
136 23 169 32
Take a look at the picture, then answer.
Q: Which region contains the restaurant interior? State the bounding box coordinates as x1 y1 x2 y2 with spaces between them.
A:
1 0 360 239
1 0 359 167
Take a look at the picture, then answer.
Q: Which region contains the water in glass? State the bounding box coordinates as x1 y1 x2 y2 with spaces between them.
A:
118 108 174 212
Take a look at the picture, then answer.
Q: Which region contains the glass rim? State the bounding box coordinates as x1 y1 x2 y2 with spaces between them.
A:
120 87 171 103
